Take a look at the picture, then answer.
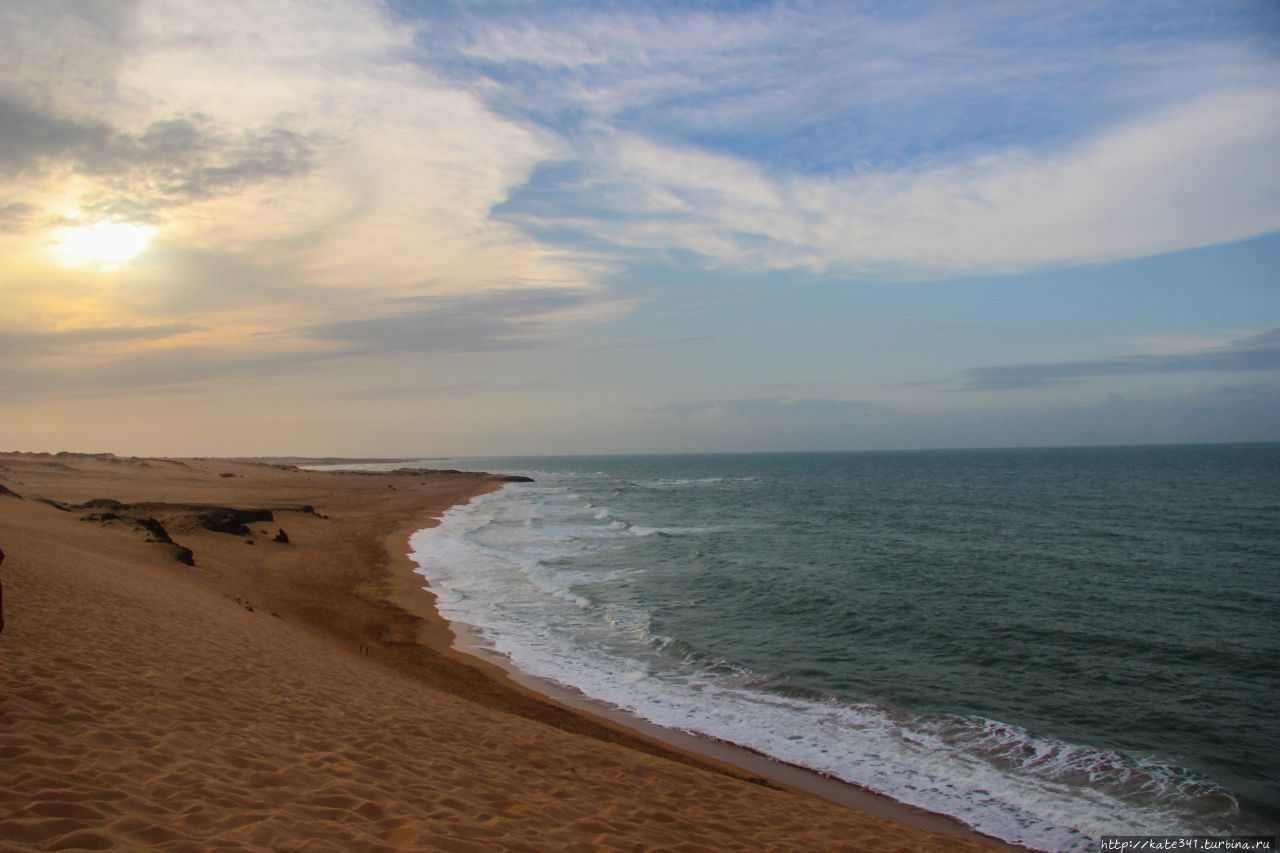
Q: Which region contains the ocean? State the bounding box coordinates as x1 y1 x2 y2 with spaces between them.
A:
391 444 1276 851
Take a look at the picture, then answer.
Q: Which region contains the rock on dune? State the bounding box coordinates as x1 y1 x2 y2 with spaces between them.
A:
196 508 275 536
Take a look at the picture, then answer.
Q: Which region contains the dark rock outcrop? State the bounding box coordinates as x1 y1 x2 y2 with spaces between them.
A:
138 517 173 544
197 508 275 536
272 528 290 544
501 475 535 483
80 513 172 543
0 483 21 499
80 512 121 522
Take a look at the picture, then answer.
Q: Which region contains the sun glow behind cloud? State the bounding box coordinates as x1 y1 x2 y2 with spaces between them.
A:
52 221 157 269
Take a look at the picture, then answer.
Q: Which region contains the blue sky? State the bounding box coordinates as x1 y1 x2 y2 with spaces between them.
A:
1 0 1277 455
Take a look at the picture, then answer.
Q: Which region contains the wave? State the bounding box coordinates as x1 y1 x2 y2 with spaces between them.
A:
634 477 725 487
408 482 1257 852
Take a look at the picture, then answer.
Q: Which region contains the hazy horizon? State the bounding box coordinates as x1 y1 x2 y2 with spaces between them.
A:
3 1 1278 457
9 440 1280 462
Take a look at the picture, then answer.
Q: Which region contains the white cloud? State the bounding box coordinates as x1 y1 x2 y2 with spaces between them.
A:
117 0 602 300
4 0 1277 422
447 1 1277 153
8 0 1275 315
432 1 1280 279
533 87 1280 278
0 0 609 333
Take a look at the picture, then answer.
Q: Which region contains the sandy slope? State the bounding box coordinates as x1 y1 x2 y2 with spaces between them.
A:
0 453 995 851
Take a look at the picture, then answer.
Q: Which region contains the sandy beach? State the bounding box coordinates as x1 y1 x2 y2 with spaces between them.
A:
0 452 999 851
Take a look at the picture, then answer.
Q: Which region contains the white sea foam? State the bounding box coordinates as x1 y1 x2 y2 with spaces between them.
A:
628 525 719 537
409 482 1240 852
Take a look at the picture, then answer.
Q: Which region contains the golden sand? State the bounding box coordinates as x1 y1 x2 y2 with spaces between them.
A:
0 453 998 851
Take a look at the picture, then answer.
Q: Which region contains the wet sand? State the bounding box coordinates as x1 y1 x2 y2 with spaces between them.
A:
0 451 999 850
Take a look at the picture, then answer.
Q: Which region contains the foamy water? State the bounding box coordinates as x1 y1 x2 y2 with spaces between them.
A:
404 448 1279 850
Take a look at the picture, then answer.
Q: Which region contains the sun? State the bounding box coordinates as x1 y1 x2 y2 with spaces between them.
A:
52 221 156 268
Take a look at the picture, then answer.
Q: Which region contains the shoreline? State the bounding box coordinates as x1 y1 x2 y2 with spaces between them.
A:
430 576 1005 842
0 452 1001 850
399 485 1009 848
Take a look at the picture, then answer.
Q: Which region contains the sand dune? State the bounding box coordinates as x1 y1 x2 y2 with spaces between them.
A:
0 453 996 850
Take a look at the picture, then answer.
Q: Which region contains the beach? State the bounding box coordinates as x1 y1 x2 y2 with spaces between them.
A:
0 452 997 851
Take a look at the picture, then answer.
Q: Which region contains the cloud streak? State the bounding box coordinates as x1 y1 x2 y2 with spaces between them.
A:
442 1 1280 277
655 398 882 421
0 98 315 223
446 1 1275 163
0 97 108 176
303 288 610 356
2 288 617 400
509 88 1280 277
0 323 198 356
959 328 1280 390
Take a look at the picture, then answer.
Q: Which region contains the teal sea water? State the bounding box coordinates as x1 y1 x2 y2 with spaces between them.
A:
393 445 1277 850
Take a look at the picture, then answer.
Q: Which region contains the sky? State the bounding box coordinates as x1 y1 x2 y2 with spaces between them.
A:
1 0 1278 456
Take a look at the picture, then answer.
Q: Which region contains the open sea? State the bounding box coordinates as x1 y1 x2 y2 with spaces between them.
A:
391 445 1277 851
